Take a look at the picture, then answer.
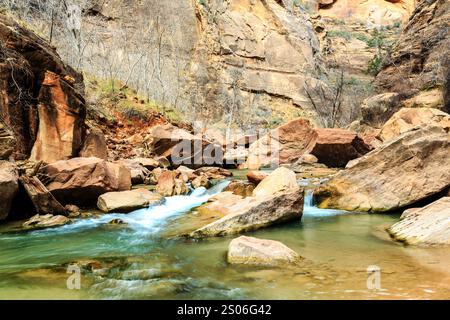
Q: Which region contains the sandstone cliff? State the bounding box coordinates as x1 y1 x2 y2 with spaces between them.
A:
0 13 86 161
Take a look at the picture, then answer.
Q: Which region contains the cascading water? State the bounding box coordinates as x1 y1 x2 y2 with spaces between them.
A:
302 186 346 218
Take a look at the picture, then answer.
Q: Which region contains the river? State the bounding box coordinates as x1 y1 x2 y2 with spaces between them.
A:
0 175 449 299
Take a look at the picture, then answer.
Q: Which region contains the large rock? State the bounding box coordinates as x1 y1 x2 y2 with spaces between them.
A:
378 108 450 142
252 167 298 197
189 188 304 238
79 128 108 159
41 157 131 206
246 170 269 185
29 71 86 164
22 214 69 229
0 122 15 160
115 159 150 185
155 171 189 197
0 161 19 220
314 125 450 212
150 124 223 168
0 13 85 160
97 188 164 213
387 197 450 246
227 236 301 266
310 128 372 167
244 118 318 169
360 92 408 128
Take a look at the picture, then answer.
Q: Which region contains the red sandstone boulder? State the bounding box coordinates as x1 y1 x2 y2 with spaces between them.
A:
41 157 131 206
244 118 318 170
310 128 372 167
246 171 269 185
79 128 108 159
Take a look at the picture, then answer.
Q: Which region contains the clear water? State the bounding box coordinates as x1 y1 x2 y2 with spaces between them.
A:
0 178 449 300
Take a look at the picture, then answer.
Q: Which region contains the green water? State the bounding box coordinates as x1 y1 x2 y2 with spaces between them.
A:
0 180 449 300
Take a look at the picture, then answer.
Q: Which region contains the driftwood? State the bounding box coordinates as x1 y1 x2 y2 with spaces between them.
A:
19 175 67 216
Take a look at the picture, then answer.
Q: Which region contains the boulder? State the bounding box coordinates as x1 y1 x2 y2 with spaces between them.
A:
0 161 19 220
156 171 189 196
132 157 170 170
360 92 407 128
191 175 211 189
224 180 255 197
246 170 269 185
310 128 372 167
252 167 298 197
115 159 150 185
314 125 450 212
227 236 301 266
244 118 318 170
97 188 164 213
188 189 304 238
387 197 450 246
22 214 69 229
41 157 131 206
378 108 450 142
150 124 223 168
79 128 108 159
193 167 232 180
0 122 15 160
29 71 86 164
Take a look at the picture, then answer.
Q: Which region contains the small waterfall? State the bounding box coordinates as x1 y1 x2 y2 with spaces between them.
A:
304 189 314 207
302 185 346 217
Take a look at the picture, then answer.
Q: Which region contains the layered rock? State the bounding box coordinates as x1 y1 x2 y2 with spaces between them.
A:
227 236 301 266
318 0 415 26
246 170 269 185
244 118 318 169
41 157 131 206
375 0 449 109
387 197 450 245
314 125 450 212
0 14 85 160
97 188 164 213
378 108 450 142
310 128 372 167
0 161 19 220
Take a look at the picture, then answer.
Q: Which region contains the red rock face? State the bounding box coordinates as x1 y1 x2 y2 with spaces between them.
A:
30 71 86 163
311 128 372 167
0 14 85 160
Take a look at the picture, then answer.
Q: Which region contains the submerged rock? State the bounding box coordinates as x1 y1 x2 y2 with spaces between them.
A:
387 197 450 246
22 214 70 229
41 157 132 206
314 125 450 212
224 180 255 198
97 188 164 213
0 161 19 220
227 236 301 267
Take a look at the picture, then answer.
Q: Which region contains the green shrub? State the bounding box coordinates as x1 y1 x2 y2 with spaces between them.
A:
366 55 383 76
